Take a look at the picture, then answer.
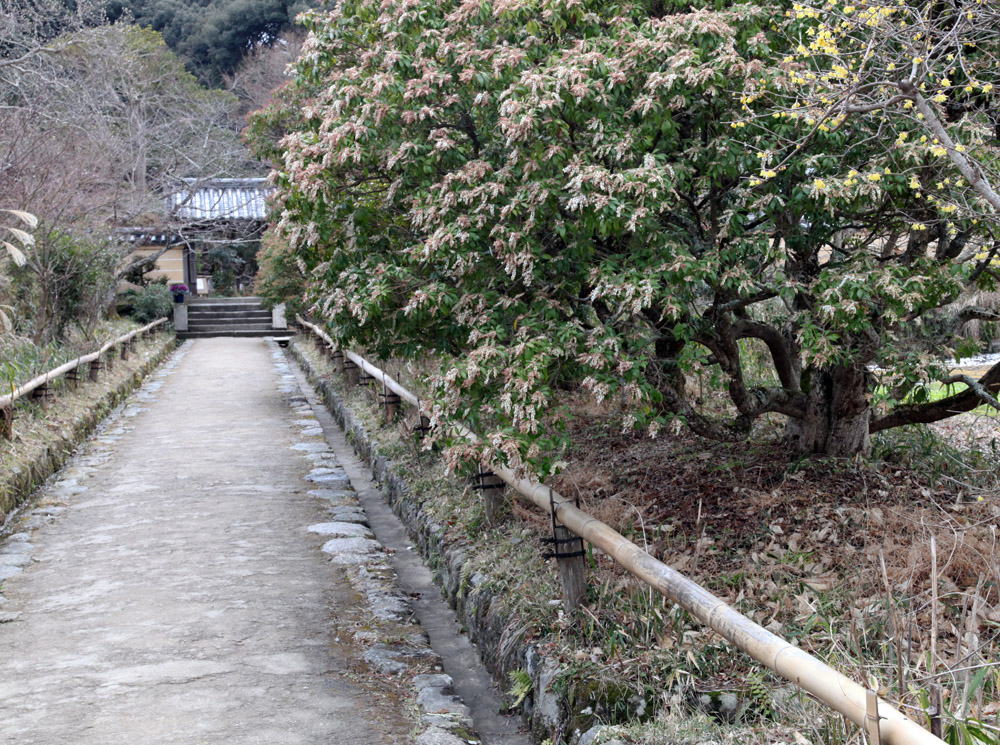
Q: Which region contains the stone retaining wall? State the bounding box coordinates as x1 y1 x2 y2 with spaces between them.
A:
0 334 177 527
290 340 575 744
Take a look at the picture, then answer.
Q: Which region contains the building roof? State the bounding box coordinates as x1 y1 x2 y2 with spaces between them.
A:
112 228 184 246
166 178 272 222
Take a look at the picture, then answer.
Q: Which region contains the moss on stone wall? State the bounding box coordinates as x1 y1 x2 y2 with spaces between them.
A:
0 335 177 526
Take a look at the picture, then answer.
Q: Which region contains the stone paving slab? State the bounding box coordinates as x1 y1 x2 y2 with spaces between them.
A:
0 338 427 744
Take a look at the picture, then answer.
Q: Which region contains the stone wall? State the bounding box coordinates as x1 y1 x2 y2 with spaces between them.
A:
290 340 579 743
0 335 177 527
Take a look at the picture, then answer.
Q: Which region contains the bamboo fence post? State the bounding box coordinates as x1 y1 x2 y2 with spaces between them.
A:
864 689 882 745
929 685 943 738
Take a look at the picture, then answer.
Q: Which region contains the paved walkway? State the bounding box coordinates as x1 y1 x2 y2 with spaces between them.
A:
0 339 418 744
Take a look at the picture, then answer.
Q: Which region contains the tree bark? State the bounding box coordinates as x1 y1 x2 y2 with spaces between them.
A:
785 363 871 456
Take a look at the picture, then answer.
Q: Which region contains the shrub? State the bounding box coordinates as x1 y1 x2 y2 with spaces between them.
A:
9 229 120 343
254 231 306 318
130 283 173 323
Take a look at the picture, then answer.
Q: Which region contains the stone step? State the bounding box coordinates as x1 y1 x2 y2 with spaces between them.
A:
187 295 262 303
187 312 273 323
187 303 265 313
176 329 284 339
184 322 273 331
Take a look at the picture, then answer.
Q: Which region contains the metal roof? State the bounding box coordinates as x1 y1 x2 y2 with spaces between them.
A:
166 178 272 221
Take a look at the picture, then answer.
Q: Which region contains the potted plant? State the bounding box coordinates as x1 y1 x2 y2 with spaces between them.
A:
169 283 189 303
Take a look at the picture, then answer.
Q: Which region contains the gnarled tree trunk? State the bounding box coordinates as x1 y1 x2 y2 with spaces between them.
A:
786 363 871 456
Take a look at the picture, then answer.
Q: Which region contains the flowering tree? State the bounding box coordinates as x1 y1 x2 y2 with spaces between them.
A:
252 0 1000 473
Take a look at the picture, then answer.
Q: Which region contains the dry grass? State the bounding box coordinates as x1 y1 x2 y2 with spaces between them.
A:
297 334 1000 744
0 331 173 526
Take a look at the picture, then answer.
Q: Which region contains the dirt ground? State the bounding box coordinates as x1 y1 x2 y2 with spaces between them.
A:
548 408 1000 714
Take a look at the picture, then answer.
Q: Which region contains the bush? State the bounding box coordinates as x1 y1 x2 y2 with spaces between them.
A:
130 283 173 323
9 230 120 343
254 231 306 318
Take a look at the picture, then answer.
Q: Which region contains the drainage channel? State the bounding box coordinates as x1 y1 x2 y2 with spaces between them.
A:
285 350 529 745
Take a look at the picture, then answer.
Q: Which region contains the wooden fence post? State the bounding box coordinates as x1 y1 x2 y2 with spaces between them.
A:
120 342 129 361
383 391 401 422
544 488 587 611
343 359 358 386
332 349 344 374
31 382 52 410
476 468 506 527
129 336 137 352
1 406 14 439
65 366 80 391
89 359 102 382
414 407 431 442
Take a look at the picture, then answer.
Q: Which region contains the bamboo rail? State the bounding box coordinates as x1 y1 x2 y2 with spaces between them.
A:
296 317 943 745
0 318 168 411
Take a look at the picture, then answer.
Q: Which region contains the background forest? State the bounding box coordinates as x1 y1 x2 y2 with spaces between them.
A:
0 0 300 384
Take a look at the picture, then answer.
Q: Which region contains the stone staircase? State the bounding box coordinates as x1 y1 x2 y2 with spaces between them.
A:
176 297 280 339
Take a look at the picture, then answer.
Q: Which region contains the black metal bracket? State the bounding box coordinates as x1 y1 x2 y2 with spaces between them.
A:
471 468 504 491
542 488 585 560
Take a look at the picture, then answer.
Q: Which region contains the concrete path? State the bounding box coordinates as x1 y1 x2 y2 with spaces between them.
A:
0 339 421 744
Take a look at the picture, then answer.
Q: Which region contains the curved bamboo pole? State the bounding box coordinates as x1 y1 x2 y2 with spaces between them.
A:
0 318 167 409
295 317 943 745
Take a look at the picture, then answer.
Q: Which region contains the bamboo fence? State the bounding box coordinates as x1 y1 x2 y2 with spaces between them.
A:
296 316 945 745
0 318 168 437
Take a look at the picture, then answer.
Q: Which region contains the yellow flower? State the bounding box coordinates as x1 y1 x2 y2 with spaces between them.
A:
868 173 882 182
814 178 827 189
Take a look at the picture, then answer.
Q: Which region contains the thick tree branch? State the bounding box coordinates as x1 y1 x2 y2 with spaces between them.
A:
958 306 1000 324
732 319 800 391
870 361 1000 432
